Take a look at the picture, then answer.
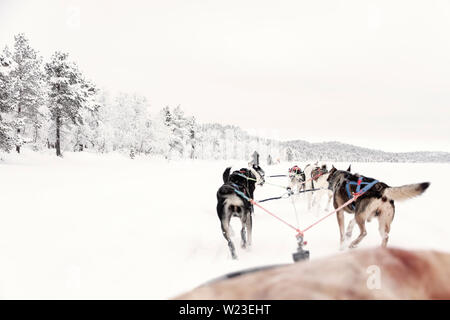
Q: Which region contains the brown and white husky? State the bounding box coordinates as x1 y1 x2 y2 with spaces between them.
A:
326 166 430 249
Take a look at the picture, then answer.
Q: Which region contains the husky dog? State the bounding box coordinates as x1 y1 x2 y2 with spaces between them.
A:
304 162 332 212
287 165 306 194
217 164 265 259
327 166 430 249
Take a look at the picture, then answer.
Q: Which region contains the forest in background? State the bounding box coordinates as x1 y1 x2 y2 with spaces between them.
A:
1 34 449 163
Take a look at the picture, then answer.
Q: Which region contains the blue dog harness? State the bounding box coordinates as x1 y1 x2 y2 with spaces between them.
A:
345 177 379 210
230 182 250 200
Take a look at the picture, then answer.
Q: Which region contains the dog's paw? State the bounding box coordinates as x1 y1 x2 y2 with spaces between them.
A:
349 243 358 249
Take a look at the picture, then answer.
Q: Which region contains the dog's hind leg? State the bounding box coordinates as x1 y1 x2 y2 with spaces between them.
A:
378 201 395 247
221 217 237 259
349 213 367 249
337 210 346 250
345 218 356 240
240 212 248 249
378 222 390 248
246 212 252 248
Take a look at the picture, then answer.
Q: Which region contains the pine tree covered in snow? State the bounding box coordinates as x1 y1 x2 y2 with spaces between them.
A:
7 34 47 152
150 107 172 157
160 105 191 159
45 51 97 157
187 116 197 159
0 50 16 152
0 48 13 111
70 97 101 152
92 91 114 153
169 105 189 158
285 147 294 162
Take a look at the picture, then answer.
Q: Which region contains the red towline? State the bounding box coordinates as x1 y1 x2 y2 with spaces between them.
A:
235 188 362 237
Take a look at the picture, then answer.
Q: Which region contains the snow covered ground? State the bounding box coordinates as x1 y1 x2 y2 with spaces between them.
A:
0 150 448 299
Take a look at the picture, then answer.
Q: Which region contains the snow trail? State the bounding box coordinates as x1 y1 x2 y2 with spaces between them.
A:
0 150 448 299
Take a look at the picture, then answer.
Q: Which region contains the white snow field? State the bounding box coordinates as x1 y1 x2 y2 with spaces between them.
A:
0 150 448 299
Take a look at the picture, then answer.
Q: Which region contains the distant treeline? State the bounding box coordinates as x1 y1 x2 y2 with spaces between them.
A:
1 34 448 163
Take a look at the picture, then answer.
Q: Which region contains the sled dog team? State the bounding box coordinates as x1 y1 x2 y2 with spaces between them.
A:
217 161 430 259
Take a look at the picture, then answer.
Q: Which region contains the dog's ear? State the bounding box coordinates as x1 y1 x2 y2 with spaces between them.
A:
346 165 351 172
223 167 232 183
327 167 336 182
258 165 265 175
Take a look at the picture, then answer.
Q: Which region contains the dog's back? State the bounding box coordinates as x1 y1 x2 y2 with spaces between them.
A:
174 247 450 299
333 171 389 209
329 170 429 211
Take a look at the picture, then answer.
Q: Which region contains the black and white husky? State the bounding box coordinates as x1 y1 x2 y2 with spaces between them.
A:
216 164 265 259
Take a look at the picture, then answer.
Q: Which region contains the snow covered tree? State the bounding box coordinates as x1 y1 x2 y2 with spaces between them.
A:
0 50 16 152
162 106 172 127
91 91 114 153
90 92 153 156
8 34 47 152
171 105 189 158
70 97 101 152
285 147 294 162
45 51 96 157
162 105 189 159
187 116 197 159
127 94 152 155
0 48 13 110
109 93 151 155
149 107 171 157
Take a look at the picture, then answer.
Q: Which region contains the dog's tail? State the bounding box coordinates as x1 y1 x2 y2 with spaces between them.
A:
383 182 430 202
223 167 232 183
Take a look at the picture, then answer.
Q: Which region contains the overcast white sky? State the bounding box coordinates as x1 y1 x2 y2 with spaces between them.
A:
1 0 449 152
